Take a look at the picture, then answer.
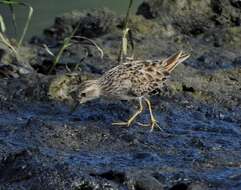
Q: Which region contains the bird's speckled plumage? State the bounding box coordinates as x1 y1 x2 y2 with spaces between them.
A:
98 51 189 99
76 51 190 131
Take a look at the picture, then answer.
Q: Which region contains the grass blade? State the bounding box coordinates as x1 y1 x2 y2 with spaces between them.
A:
48 21 81 74
0 32 17 55
118 0 134 63
17 2 33 47
7 1 17 36
0 1 33 47
0 14 6 32
122 28 130 56
72 36 104 59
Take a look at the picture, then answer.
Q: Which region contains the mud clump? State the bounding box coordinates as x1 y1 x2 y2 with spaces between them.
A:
0 2 241 190
43 8 116 42
137 0 241 35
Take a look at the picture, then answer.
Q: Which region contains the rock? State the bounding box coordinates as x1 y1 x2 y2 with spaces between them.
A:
0 44 36 78
187 182 209 190
127 172 164 190
231 0 241 9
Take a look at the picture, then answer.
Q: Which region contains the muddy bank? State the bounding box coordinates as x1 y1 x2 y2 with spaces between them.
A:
0 0 241 189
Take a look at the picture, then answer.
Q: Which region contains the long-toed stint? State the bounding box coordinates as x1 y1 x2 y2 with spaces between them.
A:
74 51 190 131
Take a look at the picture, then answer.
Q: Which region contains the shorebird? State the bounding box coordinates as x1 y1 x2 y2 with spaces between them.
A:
74 51 190 131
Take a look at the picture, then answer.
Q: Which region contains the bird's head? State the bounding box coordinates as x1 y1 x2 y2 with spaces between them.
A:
74 80 101 104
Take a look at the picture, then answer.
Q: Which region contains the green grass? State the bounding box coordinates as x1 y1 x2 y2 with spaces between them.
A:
46 21 104 74
47 21 80 74
0 0 33 47
118 0 135 63
0 0 136 75
0 14 18 55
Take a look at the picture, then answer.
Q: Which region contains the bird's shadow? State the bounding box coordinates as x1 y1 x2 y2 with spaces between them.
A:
68 98 134 124
67 97 169 133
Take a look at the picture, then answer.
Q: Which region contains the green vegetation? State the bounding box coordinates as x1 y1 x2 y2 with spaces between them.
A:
0 14 17 55
0 0 136 74
46 21 104 74
0 0 33 48
118 0 135 63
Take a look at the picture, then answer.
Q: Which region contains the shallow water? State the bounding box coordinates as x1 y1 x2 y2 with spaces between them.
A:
0 0 143 39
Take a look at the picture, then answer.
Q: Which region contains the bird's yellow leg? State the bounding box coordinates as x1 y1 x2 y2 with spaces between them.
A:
140 98 162 132
112 97 143 127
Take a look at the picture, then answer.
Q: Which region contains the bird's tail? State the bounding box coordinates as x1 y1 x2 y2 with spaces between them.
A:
162 51 190 73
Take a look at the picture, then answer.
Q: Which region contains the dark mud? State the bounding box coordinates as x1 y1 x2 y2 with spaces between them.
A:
0 0 241 189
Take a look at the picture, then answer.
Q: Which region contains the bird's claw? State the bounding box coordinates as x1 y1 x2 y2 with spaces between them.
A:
137 119 163 132
150 119 162 132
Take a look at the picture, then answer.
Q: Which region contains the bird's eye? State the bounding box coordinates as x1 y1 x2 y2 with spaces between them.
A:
81 93 86 97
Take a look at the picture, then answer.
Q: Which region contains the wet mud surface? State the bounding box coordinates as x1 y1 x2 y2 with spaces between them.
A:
0 0 241 189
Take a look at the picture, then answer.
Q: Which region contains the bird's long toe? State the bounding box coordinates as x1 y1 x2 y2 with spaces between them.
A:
112 121 132 127
136 120 162 132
